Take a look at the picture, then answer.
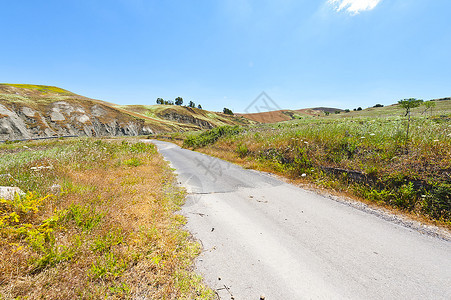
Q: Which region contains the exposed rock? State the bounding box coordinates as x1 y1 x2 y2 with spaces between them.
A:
50 184 62 195
77 115 90 123
0 124 11 134
21 107 36 117
0 186 25 200
0 104 31 140
50 111 65 121
0 100 150 141
91 105 106 117
142 126 154 135
161 112 213 129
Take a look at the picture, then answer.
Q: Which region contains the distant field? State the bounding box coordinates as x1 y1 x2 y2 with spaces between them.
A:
332 99 451 118
237 99 451 124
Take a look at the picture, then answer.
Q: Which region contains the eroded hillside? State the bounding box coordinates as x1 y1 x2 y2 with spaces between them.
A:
0 84 253 141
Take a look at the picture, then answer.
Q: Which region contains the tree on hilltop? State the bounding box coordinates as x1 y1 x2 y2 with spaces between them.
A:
223 107 233 115
188 101 196 108
175 97 183 105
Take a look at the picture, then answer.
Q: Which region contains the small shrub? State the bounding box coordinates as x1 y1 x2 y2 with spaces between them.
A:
91 230 124 253
183 126 241 148
89 252 128 280
123 157 142 167
425 183 451 219
236 143 249 158
393 182 416 209
65 204 103 232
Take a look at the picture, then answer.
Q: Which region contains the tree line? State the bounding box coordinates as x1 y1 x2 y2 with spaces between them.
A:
156 97 235 115
156 97 202 109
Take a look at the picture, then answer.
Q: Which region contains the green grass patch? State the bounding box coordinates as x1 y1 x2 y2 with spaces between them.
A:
183 125 241 148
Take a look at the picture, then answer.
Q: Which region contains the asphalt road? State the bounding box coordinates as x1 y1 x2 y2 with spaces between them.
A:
149 140 451 300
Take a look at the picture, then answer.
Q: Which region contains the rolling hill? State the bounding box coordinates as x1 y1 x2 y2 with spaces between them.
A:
237 108 344 123
2 83 448 141
0 84 253 141
238 99 451 124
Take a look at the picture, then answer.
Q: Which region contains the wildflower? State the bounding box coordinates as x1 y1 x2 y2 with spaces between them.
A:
301 173 307 177
433 139 439 142
370 133 375 136
304 141 308 144
361 137 365 139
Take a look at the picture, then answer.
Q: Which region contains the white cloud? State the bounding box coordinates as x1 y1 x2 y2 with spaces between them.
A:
328 0 381 15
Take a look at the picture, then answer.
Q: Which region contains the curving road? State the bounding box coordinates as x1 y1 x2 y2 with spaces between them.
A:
149 140 451 300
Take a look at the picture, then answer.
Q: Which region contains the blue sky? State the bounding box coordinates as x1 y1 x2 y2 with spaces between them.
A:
1 0 450 112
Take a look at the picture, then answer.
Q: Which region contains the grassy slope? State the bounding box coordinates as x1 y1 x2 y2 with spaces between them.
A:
332 99 451 118
237 108 323 123
0 138 213 299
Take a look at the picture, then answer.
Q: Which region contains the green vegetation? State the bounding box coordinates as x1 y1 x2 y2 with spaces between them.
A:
183 125 241 148
175 97 184 106
0 83 74 95
156 97 200 109
0 138 213 299
223 107 233 115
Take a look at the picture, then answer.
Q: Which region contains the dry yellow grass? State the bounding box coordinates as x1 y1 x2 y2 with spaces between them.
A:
0 139 213 299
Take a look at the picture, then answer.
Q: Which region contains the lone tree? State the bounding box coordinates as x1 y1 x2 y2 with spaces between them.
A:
398 98 423 152
188 101 195 108
197 104 202 109
423 100 436 116
223 107 233 115
175 97 183 106
156 98 164 104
